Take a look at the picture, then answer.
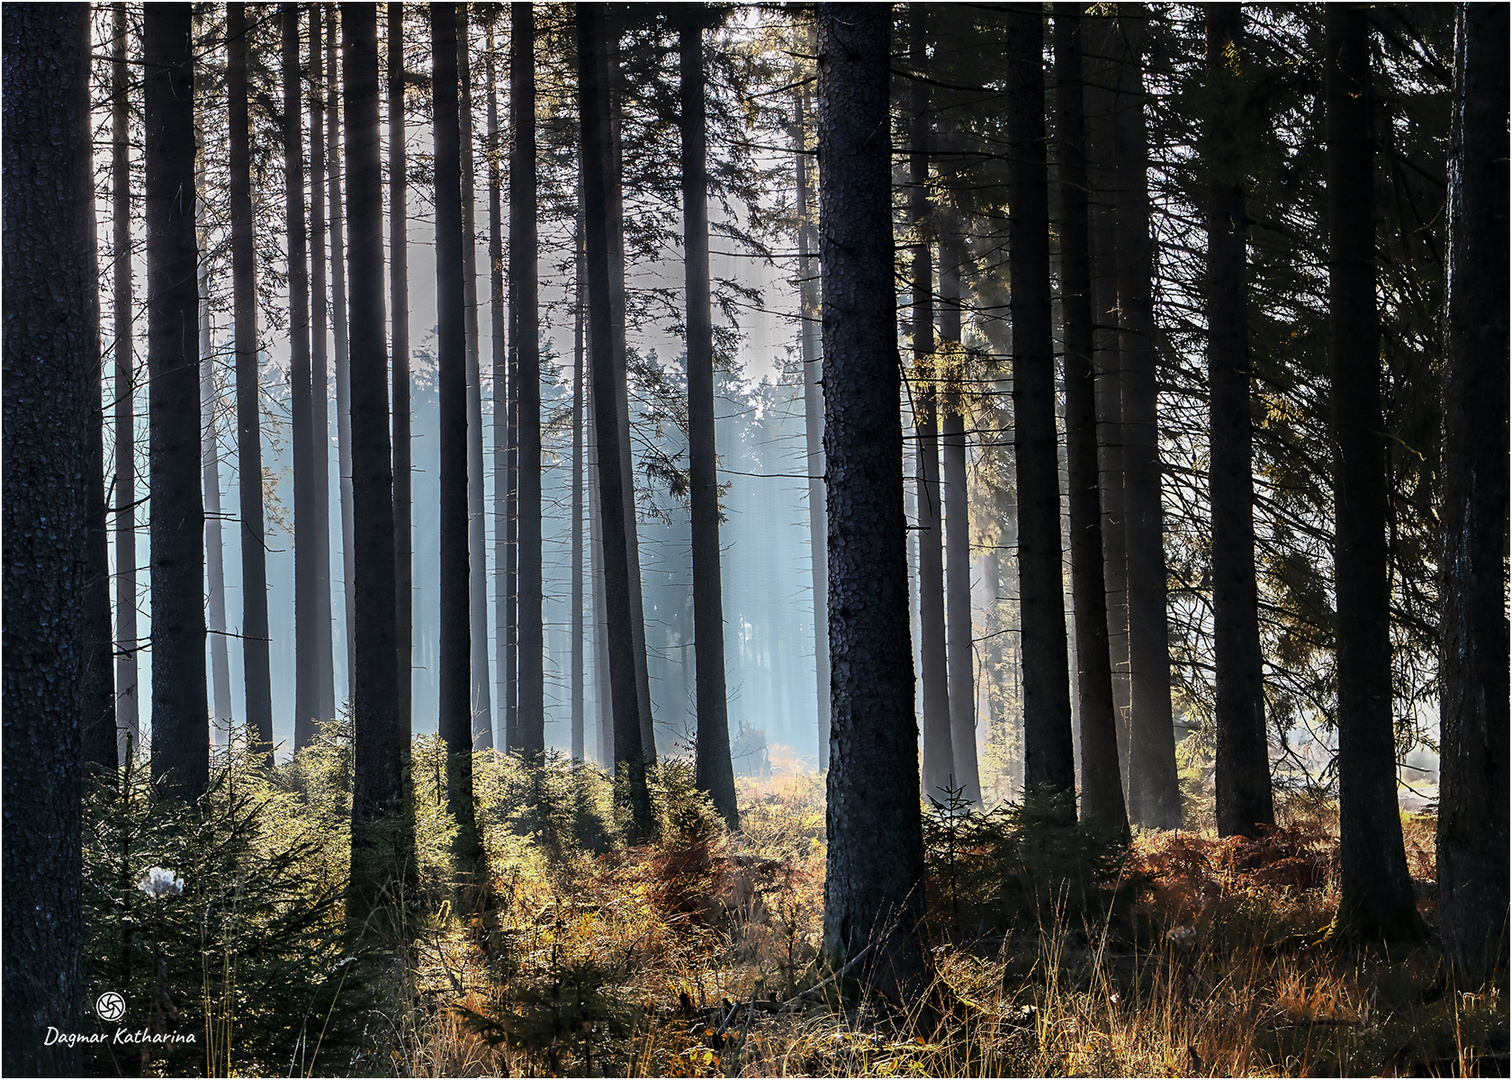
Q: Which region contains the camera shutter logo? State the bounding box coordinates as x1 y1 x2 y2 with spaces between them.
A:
95 991 126 1023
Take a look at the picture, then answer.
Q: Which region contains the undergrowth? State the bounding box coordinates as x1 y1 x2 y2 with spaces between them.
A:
80 734 1506 1077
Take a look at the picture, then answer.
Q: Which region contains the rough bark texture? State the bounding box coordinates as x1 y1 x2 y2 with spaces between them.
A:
145 4 209 801
432 1 484 876
682 10 739 827
2 7 92 1068
1110 5 1179 829
1008 4 1076 807
228 4 273 765
817 1 926 992
1205 6 1274 839
1437 1 1510 982
286 2 321 753
580 2 654 839
389 2 413 745
1324 4 1421 941
1053 7 1127 835
511 1 545 758
327 11 357 699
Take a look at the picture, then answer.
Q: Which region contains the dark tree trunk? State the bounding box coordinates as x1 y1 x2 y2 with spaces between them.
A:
432 0 484 874
389 2 413 748
2 7 93 1067
1053 6 1126 836
486 16 510 752
909 10 953 802
794 78 829 758
308 6 337 734
681 9 738 827
1110 5 1178 829
112 1 141 761
227 4 273 766
571 214 587 762
1205 6 1273 839
1438 0 1510 986
1008 3 1075 807
343 1 409 918
817 1 926 991
1325 4 1421 941
327 11 357 700
511 1 544 758
200 183 233 745
458 10 493 750
579 1 653 840
286 2 321 753
83 258 116 771
144 5 209 801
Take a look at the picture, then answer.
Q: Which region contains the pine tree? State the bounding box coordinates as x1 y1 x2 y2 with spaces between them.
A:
389 2 414 746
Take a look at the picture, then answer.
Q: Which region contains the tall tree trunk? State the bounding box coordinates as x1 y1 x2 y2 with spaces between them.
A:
309 6 337 734
817 1 926 991
794 78 829 760
681 9 738 827
486 16 510 752
1325 4 1421 941
112 1 141 760
579 1 653 840
511 1 544 758
199 206 232 747
910 10 953 802
343 1 409 919
327 11 357 701
389 2 413 749
1438 0 1510 986
1110 4 1178 829
1205 6 1273 839
227 4 273 766
432 0 484 875
1008 3 1075 808
589 392 614 768
571 215 587 762
145 4 208 800
1053 6 1126 835
2 10 93 1064
458 10 493 750
286 2 321 753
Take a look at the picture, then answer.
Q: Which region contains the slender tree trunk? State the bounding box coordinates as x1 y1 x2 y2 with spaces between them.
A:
794 79 829 760
112 1 141 760
1438 0 1510 986
145 4 208 800
511 1 544 758
389 2 413 748
486 17 510 752
579 1 653 839
343 1 408 919
571 214 587 763
589 396 613 768
327 12 357 701
227 4 272 765
909 10 953 802
200 198 232 746
1110 5 1178 829
1053 6 1126 835
681 9 738 827
1325 4 1421 941
286 2 321 753
432 0 484 875
1205 6 1273 839
2 10 93 1064
1008 3 1075 808
83 172 116 770
458 10 493 750
309 6 337 732
817 1 926 992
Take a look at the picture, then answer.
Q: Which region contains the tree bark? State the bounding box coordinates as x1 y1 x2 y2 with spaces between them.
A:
486 15 510 753
1008 3 1075 808
227 4 273 766
1205 5 1274 839
681 9 739 827
327 11 357 702
1325 4 1421 941
145 4 209 801
571 214 587 762
199 168 233 746
2 7 93 1066
1053 6 1126 835
579 1 653 839
389 2 413 748
817 1 926 992
511 1 544 758
309 6 337 734
1438 0 1510 986
432 0 484 875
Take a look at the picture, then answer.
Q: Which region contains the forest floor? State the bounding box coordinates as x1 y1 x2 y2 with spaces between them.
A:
82 733 1507 1077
